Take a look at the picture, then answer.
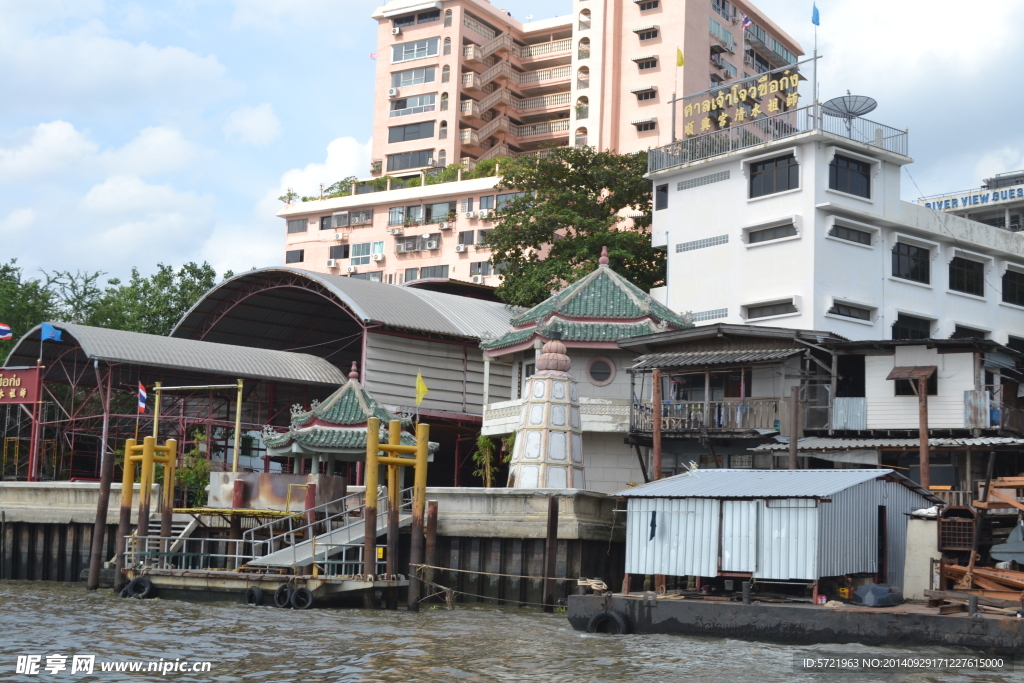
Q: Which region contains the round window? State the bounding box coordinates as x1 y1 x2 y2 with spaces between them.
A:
586 357 616 386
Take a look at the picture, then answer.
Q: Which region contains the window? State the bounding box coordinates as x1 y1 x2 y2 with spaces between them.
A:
397 233 440 252
892 313 931 340
440 92 448 111
460 197 474 212
746 301 796 319
405 268 419 281
443 37 451 55
393 14 415 28
655 184 668 210
748 224 796 243
638 0 659 8
470 261 492 276
951 325 987 339
949 257 984 296
709 18 734 51
1008 337 1024 353
329 244 350 259
638 29 659 40
586 357 616 386
479 195 495 210
319 216 332 231
389 93 436 117
351 271 383 282
331 212 349 228
1004 269 1024 306
441 65 450 83
895 373 937 396
496 191 528 209
828 303 871 321
892 243 930 284
829 154 871 198
388 121 435 143
437 149 446 167
351 242 372 265
444 9 452 27
829 224 872 245
636 89 656 101
477 229 492 246
636 121 656 132
391 66 436 88
391 37 440 63
285 249 304 264
458 230 475 245
350 209 373 226
418 9 440 23
426 201 455 222
386 149 434 172
749 154 798 198
287 219 307 234
420 265 449 278
637 58 658 70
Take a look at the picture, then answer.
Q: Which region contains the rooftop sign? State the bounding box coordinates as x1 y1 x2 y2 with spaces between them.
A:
921 187 1024 211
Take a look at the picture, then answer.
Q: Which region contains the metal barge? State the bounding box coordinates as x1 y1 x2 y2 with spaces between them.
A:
567 592 1024 654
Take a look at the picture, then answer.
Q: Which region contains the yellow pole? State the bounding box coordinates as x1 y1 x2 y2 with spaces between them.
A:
363 417 380 581
407 421 430 611
113 439 137 591
232 379 244 472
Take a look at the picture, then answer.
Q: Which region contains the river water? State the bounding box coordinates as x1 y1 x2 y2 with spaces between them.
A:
0 582 1016 682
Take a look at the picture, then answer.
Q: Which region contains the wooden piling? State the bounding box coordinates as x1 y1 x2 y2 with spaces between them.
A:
363 420 380 609
918 375 931 490
651 369 662 481
542 496 558 613
407 424 429 612
424 500 438 587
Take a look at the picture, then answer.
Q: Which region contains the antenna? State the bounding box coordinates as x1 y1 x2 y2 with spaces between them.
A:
526 13 533 22
822 93 878 138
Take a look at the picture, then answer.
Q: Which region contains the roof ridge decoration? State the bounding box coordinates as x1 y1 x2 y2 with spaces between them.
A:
482 249 691 351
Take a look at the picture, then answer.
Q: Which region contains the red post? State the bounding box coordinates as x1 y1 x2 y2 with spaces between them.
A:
651 369 662 481
918 375 931 491
304 483 317 527
27 367 43 481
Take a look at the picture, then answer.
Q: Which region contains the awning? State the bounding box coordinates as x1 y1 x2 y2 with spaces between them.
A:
769 449 880 465
886 366 937 381
630 348 802 372
630 85 657 93
632 25 658 32
630 117 656 125
631 54 658 61
754 436 1024 450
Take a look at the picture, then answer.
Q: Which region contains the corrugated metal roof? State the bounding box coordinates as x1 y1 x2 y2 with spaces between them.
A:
754 436 1024 450
629 348 802 371
18 322 347 386
172 267 519 342
616 468 898 498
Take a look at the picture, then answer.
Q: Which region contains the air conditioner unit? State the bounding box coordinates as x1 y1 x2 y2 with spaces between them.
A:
426 158 435 167
346 265 357 273
371 253 384 262
438 222 451 230
333 232 347 241
455 244 467 253
464 211 476 219
392 26 402 34
395 244 406 254
478 209 491 219
425 239 439 250
472 274 484 284
388 87 400 98
390 228 403 235
326 259 337 267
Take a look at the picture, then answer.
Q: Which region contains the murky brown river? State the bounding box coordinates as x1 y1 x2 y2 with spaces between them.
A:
0 582 1016 682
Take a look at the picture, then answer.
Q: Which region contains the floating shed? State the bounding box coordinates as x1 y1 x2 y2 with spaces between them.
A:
620 469 940 587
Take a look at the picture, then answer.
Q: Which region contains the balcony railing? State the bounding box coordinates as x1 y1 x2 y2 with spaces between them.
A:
517 39 572 59
631 399 780 434
577 78 590 89
648 103 909 173
463 15 496 40
575 135 588 147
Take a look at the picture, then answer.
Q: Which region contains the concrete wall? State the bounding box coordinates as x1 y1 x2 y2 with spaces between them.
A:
903 517 941 600
582 431 645 494
0 482 158 524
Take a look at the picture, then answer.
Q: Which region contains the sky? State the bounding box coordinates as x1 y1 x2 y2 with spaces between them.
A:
1 0 1022 282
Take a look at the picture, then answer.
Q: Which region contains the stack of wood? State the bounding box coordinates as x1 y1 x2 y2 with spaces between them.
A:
972 476 1024 513
925 590 1023 616
941 563 1024 593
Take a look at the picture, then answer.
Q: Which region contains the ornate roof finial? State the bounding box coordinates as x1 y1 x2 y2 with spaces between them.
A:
349 361 360 381
536 331 571 372
599 245 609 266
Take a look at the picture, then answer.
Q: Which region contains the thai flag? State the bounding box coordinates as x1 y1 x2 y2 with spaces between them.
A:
138 383 147 413
0 323 11 341
741 15 754 30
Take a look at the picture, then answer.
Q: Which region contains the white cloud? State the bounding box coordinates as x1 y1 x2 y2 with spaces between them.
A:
103 126 200 175
223 104 281 148
230 0 374 30
198 221 282 275
256 136 372 218
0 121 97 180
0 208 36 237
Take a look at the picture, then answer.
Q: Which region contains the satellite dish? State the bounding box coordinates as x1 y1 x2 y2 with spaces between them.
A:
822 94 877 119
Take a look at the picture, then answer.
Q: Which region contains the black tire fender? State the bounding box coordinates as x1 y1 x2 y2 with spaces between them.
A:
128 577 154 599
586 609 632 635
119 587 131 599
273 584 293 608
290 587 314 610
245 586 264 607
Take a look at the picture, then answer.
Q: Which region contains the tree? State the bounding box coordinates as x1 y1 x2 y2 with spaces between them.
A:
471 434 509 488
485 146 664 307
0 260 57 361
278 188 298 204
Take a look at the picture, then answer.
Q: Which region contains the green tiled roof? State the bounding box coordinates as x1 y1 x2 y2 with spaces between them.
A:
291 378 394 428
512 265 690 327
483 264 691 351
265 426 433 451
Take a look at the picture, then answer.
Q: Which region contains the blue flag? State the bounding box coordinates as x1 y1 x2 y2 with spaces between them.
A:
812 2 820 25
40 323 62 342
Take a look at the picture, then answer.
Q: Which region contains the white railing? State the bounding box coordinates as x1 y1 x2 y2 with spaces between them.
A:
518 65 571 85
514 92 571 110
464 15 496 40
511 119 570 137
517 38 572 59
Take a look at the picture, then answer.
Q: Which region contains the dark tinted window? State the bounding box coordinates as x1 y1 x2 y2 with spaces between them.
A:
285 249 304 264
655 184 668 210
949 257 984 296
750 154 798 198
417 9 440 22
405 268 419 282
895 373 937 396
828 303 871 320
747 301 796 319
329 245 349 259
637 89 656 101
748 224 796 243
386 149 433 172
1007 337 1024 353
829 224 872 245
589 360 612 382
287 219 306 234
393 14 415 27
388 121 435 143
420 265 449 278
951 325 986 339
829 154 871 198
1004 270 1024 306
892 313 930 340
892 243 929 284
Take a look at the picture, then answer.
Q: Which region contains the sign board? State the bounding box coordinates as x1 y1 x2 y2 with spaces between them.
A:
681 69 801 138
0 367 39 404
921 187 1024 211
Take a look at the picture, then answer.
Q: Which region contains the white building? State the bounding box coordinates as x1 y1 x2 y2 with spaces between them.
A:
645 104 1024 349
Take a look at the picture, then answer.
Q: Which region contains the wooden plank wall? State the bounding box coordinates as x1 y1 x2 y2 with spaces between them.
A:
1 521 119 582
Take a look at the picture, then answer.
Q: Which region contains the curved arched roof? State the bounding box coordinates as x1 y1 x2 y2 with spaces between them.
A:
5 322 347 386
171 267 518 345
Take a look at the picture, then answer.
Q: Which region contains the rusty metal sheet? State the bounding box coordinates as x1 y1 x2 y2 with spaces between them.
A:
963 389 991 430
885 366 937 381
208 472 348 514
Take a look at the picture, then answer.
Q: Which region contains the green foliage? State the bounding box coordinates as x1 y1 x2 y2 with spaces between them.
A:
0 260 57 361
324 176 359 198
177 430 211 508
485 147 664 307
471 434 511 488
278 188 298 204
